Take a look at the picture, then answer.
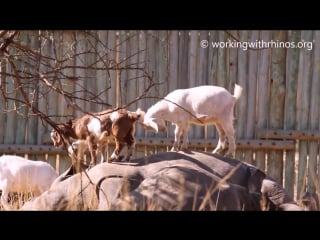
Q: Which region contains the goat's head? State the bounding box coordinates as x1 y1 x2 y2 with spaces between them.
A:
50 123 71 148
141 117 167 133
51 129 63 147
140 105 167 133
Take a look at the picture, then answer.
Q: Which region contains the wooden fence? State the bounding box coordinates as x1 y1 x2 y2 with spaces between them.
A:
0 30 319 201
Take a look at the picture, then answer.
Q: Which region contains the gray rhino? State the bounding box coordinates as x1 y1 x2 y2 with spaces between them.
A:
20 151 301 211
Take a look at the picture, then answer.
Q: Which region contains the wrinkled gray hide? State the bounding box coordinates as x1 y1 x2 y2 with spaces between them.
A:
20 151 301 211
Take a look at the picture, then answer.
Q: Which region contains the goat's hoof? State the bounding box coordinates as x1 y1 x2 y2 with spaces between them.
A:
88 162 96 168
181 148 192 153
224 153 235 158
170 147 179 152
121 156 131 162
118 156 125 162
212 148 228 156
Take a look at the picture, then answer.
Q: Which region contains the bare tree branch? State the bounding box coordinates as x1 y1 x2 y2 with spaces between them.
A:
0 30 157 146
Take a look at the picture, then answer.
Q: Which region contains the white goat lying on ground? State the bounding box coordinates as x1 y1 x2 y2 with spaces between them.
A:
141 84 243 158
0 155 58 210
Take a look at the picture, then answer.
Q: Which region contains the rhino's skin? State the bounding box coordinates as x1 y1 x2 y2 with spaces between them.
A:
20 151 301 211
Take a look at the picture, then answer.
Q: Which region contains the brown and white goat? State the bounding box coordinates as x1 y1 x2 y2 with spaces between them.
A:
50 108 144 171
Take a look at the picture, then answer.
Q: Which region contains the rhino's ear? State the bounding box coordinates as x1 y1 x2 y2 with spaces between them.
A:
247 166 266 193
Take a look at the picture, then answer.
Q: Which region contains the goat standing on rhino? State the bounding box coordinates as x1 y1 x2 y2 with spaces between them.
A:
51 108 144 172
141 84 243 158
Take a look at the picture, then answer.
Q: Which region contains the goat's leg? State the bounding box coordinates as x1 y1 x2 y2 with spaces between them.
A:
121 132 135 162
99 143 107 164
70 140 88 172
67 144 80 173
1 190 11 210
180 124 190 151
171 124 182 151
223 119 236 158
87 136 97 167
212 123 227 155
109 140 125 162
122 143 133 162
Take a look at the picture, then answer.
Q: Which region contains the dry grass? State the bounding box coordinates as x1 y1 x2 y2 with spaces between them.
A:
0 191 36 210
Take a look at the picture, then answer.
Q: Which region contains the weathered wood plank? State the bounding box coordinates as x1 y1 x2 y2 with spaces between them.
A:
188 31 198 140
0 51 6 143
107 30 117 107
217 31 227 88
198 31 210 143
136 138 295 150
178 31 189 89
226 31 240 158
156 31 169 154
0 139 295 155
308 30 319 193
235 30 249 161
167 31 179 139
227 30 239 88
14 32 28 145
244 30 259 165
257 129 320 140
118 31 128 106
126 30 139 108
284 30 300 199
315 31 320 190
188 30 198 89
135 31 147 138
95 30 109 112
74 31 87 118
157 31 169 97
267 30 286 184
145 30 159 155
37 31 51 145
26 32 40 157
4 64 17 144
168 31 179 93
54 31 65 121
255 30 271 172
296 30 313 198
198 31 209 86
207 31 218 143
85 32 98 111
135 31 148 156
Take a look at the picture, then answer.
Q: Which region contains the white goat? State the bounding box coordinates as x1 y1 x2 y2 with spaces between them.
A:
0 155 58 210
141 84 243 157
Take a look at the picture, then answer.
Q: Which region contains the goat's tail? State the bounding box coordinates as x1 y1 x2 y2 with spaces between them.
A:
233 84 243 101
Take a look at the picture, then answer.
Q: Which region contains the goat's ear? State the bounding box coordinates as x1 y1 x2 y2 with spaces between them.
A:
135 108 145 116
129 112 142 121
133 108 145 121
56 132 61 143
